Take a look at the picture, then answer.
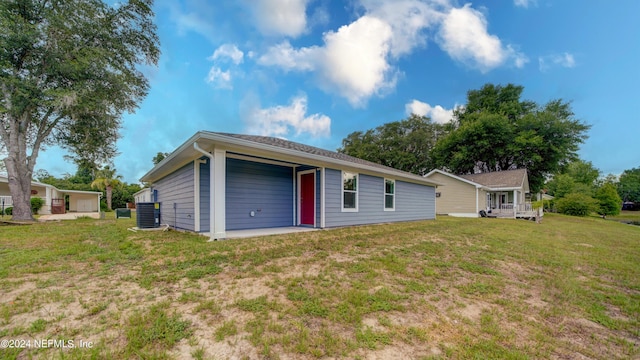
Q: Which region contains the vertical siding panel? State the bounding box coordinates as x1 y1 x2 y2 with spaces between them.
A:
199 159 210 232
151 163 195 231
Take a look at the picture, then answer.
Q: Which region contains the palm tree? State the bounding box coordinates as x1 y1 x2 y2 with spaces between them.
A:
91 165 122 211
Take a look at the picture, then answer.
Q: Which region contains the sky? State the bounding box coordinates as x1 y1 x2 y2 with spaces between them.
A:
37 0 640 184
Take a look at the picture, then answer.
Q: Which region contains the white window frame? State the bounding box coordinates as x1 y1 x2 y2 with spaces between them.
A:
341 171 358 212
384 178 395 211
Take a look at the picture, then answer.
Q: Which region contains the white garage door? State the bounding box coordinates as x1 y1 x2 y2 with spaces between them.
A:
77 199 94 212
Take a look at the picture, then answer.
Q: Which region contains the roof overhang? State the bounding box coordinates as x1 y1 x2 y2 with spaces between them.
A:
60 189 103 196
141 131 443 187
424 169 488 190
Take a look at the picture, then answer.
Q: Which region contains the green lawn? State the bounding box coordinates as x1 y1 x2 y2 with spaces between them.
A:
0 213 638 359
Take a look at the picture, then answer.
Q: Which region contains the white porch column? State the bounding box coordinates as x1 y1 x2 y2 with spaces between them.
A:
212 149 226 239
513 190 518 218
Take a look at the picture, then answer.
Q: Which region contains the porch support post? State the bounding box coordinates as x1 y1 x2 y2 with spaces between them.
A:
212 149 226 240
513 190 518 218
194 143 226 240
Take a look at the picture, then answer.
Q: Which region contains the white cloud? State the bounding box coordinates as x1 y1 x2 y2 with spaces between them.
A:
358 0 445 57
514 0 537 8
242 94 331 138
257 41 318 71
249 0 309 37
164 1 218 43
209 44 244 64
405 100 454 124
257 1 528 105
318 16 396 106
539 52 576 72
205 67 232 89
259 16 396 107
437 4 528 72
205 44 245 88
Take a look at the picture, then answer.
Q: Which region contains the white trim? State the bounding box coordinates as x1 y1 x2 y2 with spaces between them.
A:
341 171 358 212
292 169 296 225
424 169 487 189
213 149 226 239
297 169 316 227
321 167 326 228
383 178 395 211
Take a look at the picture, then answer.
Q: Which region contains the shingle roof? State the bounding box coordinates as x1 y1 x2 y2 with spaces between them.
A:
459 168 527 188
211 132 417 176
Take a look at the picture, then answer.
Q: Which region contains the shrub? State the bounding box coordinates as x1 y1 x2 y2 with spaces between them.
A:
595 183 622 218
555 193 598 217
30 197 45 215
4 207 13 216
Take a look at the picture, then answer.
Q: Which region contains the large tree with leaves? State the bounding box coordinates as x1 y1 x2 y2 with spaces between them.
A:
338 114 448 175
0 0 160 220
431 84 590 192
618 167 640 203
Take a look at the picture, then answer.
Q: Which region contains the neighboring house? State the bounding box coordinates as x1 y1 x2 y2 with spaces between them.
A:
424 169 535 218
133 188 152 204
0 176 102 215
140 131 441 240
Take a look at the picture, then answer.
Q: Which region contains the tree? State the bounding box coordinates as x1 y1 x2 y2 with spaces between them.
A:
153 152 170 165
338 114 447 175
545 159 600 197
432 83 590 192
595 183 622 218
618 167 640 203
0 0 160 221
563 160 600 188
91 166 122 211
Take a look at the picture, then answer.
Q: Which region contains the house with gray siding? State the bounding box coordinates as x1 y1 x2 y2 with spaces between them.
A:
140 132 441 240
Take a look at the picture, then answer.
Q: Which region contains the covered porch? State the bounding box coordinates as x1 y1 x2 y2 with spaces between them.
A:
486 190 537 218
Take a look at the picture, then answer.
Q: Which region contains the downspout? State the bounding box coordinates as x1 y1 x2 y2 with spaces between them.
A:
193 142 215 242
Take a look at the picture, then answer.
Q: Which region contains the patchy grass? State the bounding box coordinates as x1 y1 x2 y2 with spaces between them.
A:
0 213 638 359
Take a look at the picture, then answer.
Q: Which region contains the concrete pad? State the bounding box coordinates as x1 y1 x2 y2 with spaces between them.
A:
202 226 319 240
38 212 101 221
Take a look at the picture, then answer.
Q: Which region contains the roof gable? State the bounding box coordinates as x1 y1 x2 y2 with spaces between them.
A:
424 169 485 188
459 169 528 189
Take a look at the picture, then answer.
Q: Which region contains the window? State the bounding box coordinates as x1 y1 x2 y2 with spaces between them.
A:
342 171 358 211
384 179 395 210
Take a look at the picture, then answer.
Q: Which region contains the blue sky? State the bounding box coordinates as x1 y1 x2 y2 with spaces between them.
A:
39 0 640 183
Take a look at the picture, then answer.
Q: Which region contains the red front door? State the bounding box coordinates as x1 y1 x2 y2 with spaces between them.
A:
300 173 315 226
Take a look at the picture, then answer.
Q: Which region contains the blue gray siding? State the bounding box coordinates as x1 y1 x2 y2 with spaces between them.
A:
226 158 294 230
324 168 435 227
152 162 195 231
199 158 210 232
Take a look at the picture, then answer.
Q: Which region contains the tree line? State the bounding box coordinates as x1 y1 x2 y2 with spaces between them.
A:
339 83 637 217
